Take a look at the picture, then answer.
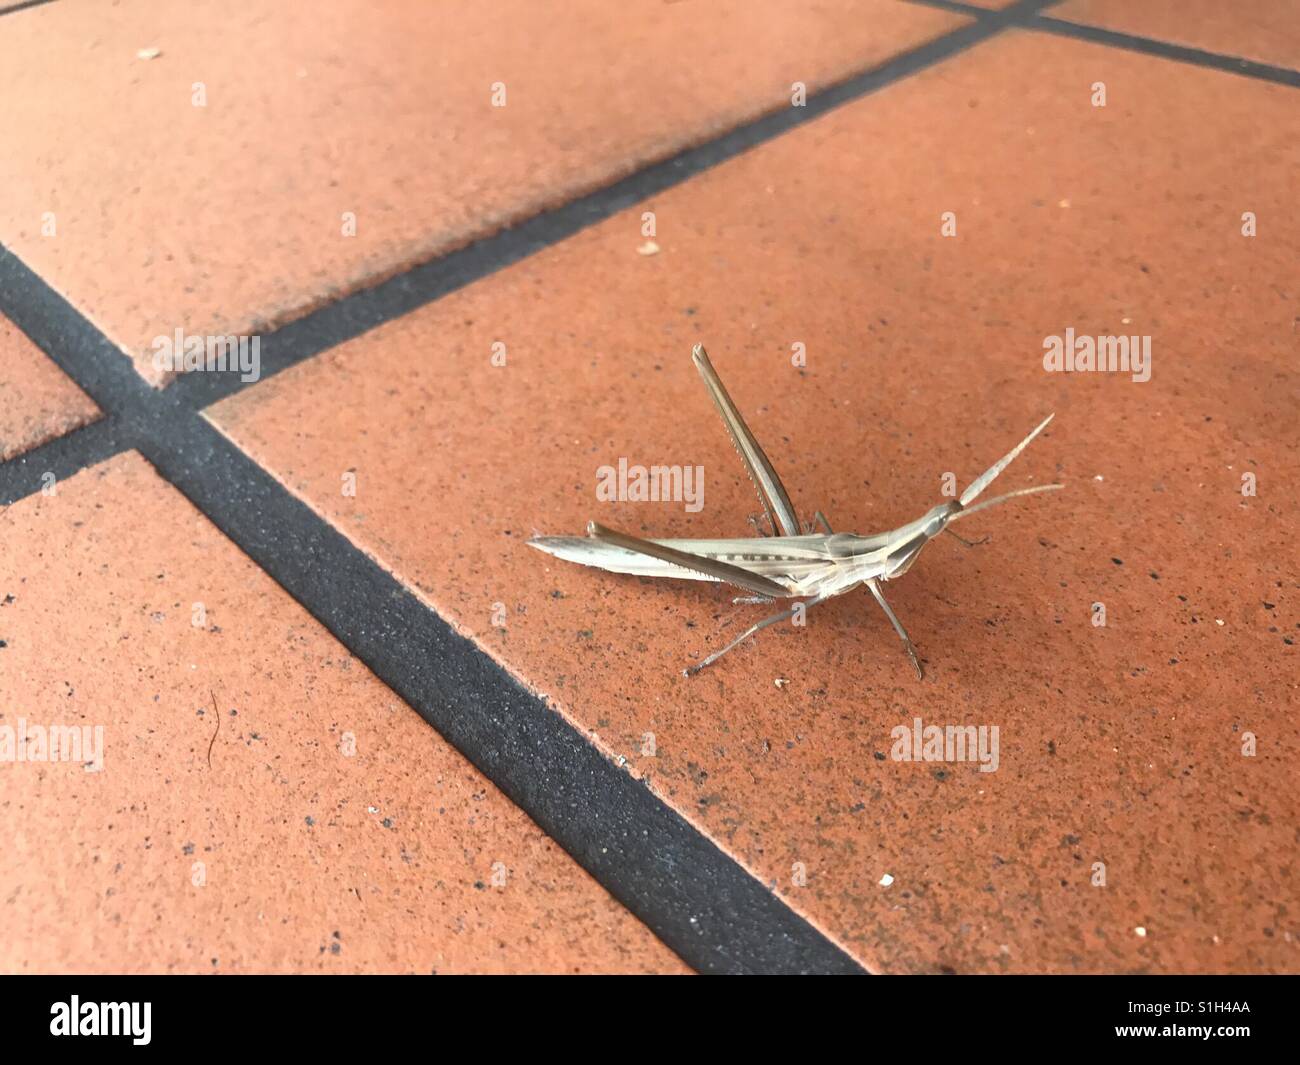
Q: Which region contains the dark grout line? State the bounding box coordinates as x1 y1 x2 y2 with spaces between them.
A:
905 0 1004 16
908 0 1300 86
172 1 1060 410
0 0 56 19
0 249 163 420
0 418 135 506
1028 14 1300 88
0 248 161 504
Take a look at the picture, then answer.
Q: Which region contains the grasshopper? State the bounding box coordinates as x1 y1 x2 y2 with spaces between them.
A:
529 345 1062 679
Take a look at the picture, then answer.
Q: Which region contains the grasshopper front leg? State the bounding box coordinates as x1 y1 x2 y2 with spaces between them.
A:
866 579 924 680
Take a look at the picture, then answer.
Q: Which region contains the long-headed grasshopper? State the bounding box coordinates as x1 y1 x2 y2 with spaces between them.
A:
530 345 1061 678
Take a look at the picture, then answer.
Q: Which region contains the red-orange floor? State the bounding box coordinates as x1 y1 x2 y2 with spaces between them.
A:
1 0 1296 974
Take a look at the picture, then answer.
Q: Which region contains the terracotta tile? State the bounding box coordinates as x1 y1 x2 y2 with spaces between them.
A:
1053 0 1300 69
0 0 962 387
0 451 685 974
208 31 1299 973
0 312 99 462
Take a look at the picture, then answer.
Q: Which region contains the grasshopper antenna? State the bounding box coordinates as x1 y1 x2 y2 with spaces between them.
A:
958 414 1057 508
951 483 1063 523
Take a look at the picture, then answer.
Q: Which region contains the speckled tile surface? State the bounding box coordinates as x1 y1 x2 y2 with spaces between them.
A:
0 312 99 462
0 0 962 386
0 451 687 974
1054 0 1300 68
207 30 1299 973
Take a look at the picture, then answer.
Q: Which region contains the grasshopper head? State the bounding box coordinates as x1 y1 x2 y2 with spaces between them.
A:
884 500 963 578
920 500 963 538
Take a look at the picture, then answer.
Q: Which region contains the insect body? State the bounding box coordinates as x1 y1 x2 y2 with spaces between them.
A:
529 345 1062 678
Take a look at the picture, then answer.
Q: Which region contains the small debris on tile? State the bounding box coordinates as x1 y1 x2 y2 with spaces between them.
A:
878 873 894 887
774 677 788 689
636 240 660 256
136 47 162 60
1135 926 1147 937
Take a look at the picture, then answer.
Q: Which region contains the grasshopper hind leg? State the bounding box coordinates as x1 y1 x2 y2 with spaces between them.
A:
685 593 829 676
